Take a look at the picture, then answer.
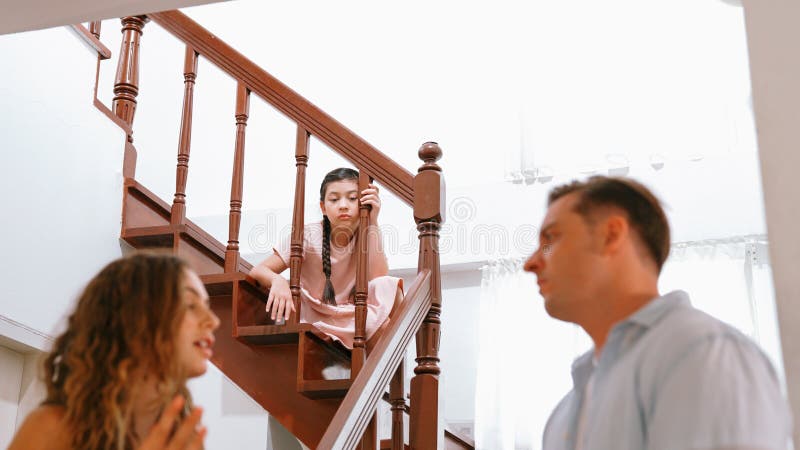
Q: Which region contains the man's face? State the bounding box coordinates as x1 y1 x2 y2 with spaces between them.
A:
523 192 606 323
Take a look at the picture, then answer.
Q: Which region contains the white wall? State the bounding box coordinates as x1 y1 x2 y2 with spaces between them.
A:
0 24 125 442
187 365 272 450
17 352 46 430
743 0 800 441
0 346 24 449
0 27 126 337
0 26 298 449
1 0 229 35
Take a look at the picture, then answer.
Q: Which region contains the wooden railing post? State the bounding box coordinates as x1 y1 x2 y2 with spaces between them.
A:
352 170 371 376
171 46 199 225
112 16 146 129
88 21 101 39
354 170 377 450
225 82 250 273
390 360 406 450
410 142 445 450
289 125 310 324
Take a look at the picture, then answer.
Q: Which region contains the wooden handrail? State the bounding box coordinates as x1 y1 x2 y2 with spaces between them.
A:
146 10 415 206
317 270 432 450
68 23 112 60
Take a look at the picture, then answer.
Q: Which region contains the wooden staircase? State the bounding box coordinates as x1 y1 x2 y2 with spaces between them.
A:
74 10 473 450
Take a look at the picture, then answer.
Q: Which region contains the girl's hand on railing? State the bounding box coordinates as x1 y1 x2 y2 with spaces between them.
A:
361 183 381 225
139 396 205 450
266 276 295 321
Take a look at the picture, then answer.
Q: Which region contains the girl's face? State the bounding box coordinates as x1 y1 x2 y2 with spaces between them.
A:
320 179 359 230
175 269 219 378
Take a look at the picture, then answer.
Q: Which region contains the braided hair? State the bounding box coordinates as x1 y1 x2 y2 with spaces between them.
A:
320 168 359 305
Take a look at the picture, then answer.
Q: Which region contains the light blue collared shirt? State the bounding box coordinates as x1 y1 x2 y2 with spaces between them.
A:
543 290 792 450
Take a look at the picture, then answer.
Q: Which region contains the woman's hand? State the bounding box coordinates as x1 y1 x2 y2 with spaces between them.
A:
361 183 381 224
139 396 205 450
266 276 295 321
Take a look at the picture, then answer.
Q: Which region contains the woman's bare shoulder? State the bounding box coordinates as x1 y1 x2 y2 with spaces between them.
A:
8 404 70 450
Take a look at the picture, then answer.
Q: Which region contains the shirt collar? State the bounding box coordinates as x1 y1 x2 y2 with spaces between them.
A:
571 349 595 391
570 290 691 389
623 290 691 329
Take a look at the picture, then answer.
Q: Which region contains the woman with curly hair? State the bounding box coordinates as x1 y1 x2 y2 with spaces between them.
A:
9 251 220 450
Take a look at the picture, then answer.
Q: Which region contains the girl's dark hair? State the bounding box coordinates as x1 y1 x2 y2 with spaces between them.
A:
320 168 359 305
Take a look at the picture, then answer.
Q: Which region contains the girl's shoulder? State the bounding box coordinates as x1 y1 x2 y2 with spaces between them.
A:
303 222 325 246
8 404 70 449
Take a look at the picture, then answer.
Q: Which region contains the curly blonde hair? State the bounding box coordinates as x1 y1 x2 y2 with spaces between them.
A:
42 251 195 449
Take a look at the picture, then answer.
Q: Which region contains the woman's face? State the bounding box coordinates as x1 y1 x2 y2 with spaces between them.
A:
175 269 219 378
320 179 360 231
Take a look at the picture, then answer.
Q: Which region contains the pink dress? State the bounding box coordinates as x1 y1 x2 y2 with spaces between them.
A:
274 222 402 348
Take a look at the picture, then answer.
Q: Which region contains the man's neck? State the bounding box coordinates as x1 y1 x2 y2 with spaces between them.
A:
585 287 659 357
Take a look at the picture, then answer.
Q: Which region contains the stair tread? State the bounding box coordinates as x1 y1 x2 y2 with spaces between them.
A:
298 378 352 399
379 440 410 450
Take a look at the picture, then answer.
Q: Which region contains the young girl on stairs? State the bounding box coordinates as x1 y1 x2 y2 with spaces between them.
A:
9 252 219 450
249 167 402 349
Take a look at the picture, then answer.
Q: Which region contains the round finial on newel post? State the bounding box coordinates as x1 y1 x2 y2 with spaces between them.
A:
418 141 442 172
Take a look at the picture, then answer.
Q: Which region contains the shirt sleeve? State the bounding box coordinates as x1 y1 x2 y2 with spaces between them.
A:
647 334 791 450
273 230 292 266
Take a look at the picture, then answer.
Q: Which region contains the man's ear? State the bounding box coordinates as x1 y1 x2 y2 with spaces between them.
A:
602 214 629 255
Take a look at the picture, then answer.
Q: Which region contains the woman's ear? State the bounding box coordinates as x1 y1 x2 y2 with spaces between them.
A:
319 201 325 215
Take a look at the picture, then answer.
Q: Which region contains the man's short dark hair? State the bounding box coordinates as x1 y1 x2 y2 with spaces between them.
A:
549 176 671 272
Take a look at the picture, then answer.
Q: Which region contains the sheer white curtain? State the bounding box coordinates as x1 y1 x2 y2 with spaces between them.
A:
659 239 784 378
505 0 754 184
474 239 783 449
474 259 589 450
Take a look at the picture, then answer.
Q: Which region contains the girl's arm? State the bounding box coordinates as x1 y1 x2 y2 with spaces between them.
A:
361 183 389 280
249 254 295 321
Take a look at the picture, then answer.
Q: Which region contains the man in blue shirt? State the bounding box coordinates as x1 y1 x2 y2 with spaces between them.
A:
524 176 791 450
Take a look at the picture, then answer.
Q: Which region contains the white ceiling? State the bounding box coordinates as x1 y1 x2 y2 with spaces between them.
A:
0 0 229 35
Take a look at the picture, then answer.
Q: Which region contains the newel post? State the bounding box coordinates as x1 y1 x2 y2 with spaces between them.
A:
410 142 445 449
112 16 147 129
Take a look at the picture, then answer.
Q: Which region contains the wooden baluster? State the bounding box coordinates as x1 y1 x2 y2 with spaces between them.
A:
410 142 445 450
361 413 378 450
90 20 102 100
352 170 371 376
225 82 250 273
171 47 199 225
112 16 146 128
289 125 310 324
353 170 377 450
88 21 101 39
390 360 406 450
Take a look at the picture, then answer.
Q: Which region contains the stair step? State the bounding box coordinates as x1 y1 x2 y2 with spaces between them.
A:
122 179 252 276
202 287 341 447
237 323 320 344
298 379 353 399
380 439 410 449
